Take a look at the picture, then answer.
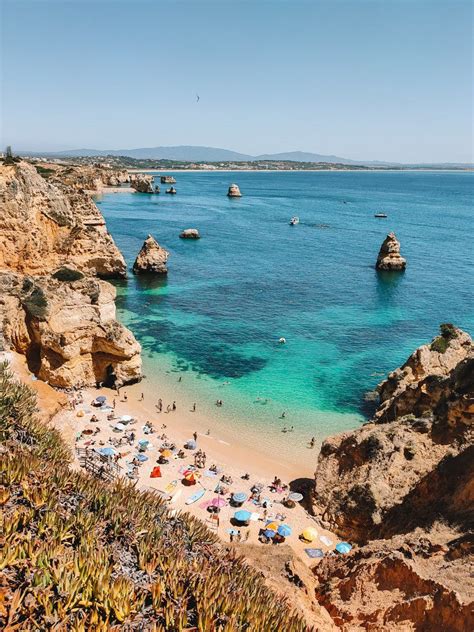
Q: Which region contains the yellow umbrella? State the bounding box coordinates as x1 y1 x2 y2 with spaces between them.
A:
301 526 318 542
265 522 279 531
161 449 173 457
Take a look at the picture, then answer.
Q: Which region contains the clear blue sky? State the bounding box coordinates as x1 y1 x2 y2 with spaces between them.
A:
1 0 472 162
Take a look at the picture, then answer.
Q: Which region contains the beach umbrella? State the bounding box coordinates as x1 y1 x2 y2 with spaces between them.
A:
98 446 116 457
161 449 173 457
263 529 276 538
113 422 126 431
301 526 318 542
335 542 352 554
96 396 107 403
277 524 292 537
120 415 133 423
288 492 303 502
83 425 95 435
210 497 227 508
265 521 279 531
135 453 148 462
186 440 197 450
138 439 150 449
234 510 251 522
232 492 248 503
183 470 198 484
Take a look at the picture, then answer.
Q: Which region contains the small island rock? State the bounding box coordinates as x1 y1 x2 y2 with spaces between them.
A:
130 173 155 194
179 228 200 239
133 235 169 274
376 232 406 270
227 183 242 197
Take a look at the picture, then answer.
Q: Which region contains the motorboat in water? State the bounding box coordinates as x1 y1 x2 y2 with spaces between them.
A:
374 213 388 218
289 216 299 225
166 187 177 194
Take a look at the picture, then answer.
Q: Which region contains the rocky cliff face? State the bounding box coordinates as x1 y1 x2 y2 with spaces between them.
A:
0 162 126 278
0 160 142 388
375 232 406 270
0 271 141 388
311 326 473 630
133 235 169 274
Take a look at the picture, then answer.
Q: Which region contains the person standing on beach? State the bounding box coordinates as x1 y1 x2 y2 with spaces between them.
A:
157 398 162 412
193 431 197 442
309 437 315 448
192 403 196 412
139 393 144 401
123 392 128 402
112 398 116 409
172 401 176 411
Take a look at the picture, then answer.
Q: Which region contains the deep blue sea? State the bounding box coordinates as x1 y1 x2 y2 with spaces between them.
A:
97 171 473 465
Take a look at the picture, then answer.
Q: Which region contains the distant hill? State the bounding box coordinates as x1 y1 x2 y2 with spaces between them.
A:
17 145 472 168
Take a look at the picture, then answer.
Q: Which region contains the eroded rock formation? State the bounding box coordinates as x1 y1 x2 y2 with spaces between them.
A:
130 173 155 193
311 325 473 630
179 228 200 239
0 162 127 278
376 232 406 270
133 235 169 274
227 183 242 197
0 160 142 388
0 271 141 388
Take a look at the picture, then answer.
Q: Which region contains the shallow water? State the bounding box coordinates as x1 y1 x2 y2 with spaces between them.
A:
98 170 473 463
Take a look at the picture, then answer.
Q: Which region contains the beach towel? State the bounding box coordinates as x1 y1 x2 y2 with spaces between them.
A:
204 469 217 477
320 535 333 547
150 466 162 478
304 548 324 559
250 512 260 521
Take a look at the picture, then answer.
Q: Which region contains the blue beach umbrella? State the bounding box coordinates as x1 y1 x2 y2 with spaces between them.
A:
98 447 116 457
234 510 251 522
263 529 276 538
186 440 197 450
232 492 248 503
96 396 107 403
335 542 352 554
277 524 292 537
288 492 303 502
135 453 148 462
138 439 150 449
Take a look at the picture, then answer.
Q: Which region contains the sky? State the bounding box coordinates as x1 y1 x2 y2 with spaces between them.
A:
1 0 472 163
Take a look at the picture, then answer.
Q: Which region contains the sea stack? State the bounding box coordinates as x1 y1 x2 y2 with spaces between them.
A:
130 173 155 193
227 183 242 197
133 235 169 274
179 228 200 239
376 232 406 271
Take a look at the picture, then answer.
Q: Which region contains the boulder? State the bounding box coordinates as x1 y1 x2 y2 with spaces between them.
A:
130 173 155 193
133 235 169 275
179 229 200 239
227 183 242 197
375 232 406 270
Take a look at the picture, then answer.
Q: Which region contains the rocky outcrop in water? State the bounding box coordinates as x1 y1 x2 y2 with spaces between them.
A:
311 326 473 630
375 232 406 270
227 183 242 197
130 173 155 193
133 235 169 274
179 228 200 239
0 271 141 388
0 162 127 278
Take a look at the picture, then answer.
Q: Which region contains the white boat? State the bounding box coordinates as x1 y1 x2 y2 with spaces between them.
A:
289 216 299 225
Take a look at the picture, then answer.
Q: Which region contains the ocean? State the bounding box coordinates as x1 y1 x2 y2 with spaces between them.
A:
97 170 473 467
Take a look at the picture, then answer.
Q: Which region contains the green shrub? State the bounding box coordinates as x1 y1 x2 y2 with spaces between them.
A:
430 323 458 354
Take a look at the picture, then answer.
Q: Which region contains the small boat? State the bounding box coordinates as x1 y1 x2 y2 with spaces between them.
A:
279 337 286 344
289 216 299 225
374 213 387 218
186 488 205 505
166 187 177 194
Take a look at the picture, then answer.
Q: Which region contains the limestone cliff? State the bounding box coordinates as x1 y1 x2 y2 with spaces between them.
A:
130 173 155 193
0 161 126 278
311 326 473 630
0 271 141 388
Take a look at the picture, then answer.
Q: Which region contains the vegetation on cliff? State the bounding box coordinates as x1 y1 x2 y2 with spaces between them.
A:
0 362 308 631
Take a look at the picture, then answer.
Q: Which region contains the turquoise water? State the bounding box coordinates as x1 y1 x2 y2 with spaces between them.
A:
98 171 473 454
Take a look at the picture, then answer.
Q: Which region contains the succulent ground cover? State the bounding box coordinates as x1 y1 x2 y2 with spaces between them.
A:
0 362 308 631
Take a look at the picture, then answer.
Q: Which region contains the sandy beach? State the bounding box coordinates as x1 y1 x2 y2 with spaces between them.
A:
9 351 339 567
